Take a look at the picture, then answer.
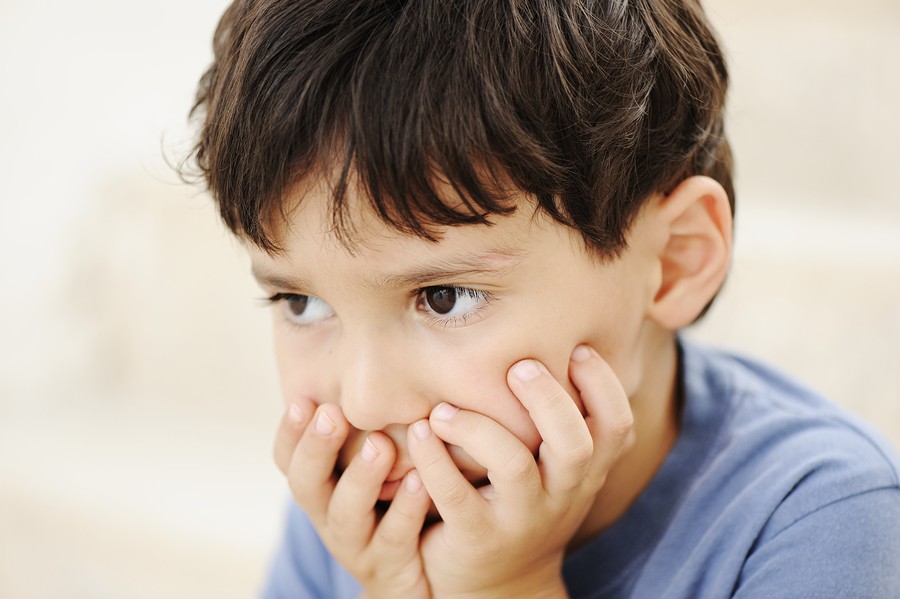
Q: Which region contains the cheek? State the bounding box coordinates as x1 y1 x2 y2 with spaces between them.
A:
427 341 549 454
545 265 648 398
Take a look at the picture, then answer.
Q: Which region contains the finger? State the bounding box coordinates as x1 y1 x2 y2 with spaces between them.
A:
568 345 635 489
327 432 396 549
407 419 487 530
506 359 593 493
427 403 542 507
286 402 350 521
274 399 316 475
371 469 430 559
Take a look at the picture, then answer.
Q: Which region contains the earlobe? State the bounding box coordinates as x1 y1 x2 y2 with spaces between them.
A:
648 176 732 330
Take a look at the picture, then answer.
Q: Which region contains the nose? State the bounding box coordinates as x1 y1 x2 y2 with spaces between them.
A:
335 327 433 432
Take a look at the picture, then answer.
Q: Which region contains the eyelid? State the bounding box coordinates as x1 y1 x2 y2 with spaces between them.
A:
417 285 495 328
264 292 336 328
264 292 297 305
262 288 493 329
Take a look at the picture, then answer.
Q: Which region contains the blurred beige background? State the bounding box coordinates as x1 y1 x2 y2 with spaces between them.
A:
1 1 898 597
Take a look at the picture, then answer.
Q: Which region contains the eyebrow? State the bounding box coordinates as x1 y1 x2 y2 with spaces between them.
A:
251 248 527 292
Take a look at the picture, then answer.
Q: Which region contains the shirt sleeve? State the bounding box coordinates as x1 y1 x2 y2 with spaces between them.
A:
733 488 900 599
260 501 362 599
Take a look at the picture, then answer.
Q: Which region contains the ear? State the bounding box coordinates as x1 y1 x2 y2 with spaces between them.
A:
647 175 733 330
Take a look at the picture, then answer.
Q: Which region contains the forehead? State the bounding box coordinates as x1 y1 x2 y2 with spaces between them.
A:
249 176 546 289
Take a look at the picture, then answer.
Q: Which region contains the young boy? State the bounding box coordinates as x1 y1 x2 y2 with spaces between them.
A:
186 1 900 597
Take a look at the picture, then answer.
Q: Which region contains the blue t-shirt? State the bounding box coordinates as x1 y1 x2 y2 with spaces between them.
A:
263 341 900 598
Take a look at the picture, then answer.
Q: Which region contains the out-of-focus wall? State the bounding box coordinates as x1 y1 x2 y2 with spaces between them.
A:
689 0 900 430
0 2 284 597
0 1 897 597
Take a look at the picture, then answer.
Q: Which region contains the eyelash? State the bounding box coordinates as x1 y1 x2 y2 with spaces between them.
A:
261 287 495 329
260 292 320 324
261 292 295 310
263 292 294 305
417 286 494 328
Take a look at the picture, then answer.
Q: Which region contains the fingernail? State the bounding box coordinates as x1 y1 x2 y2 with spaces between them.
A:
288 403 303 424
480 485 497 501
432 402 458 421
571 345 592 363
405 470 422 493
513 359 542 382
315 411 336 435
361 437 379 462
412 419 432 440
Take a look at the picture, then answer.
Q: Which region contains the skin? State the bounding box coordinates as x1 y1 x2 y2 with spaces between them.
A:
257 175 732 597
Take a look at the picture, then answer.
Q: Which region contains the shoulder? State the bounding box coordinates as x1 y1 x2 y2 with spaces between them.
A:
631 340 900 597
694 343 900 597
693 343 900 544
681 338 900 506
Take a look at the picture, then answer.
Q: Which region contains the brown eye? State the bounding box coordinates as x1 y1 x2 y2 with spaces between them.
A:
418 286 492 324
286 295 309 316
274 293 335 325
424 287 456 314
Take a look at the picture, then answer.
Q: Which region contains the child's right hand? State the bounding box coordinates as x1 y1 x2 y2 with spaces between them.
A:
273 398 432 599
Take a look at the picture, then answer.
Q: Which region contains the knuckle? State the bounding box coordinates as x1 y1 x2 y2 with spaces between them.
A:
285 460 322 509
417 451 444 473
439 479 470 510
588 472 610 491
373 521 409 547
468 415 489 437
463 520 496 548
565 436 594 469
287 477 314 506
540 387 569 409
298 435 342 468
608 410 635 445
325 505 351 531
504 446 536 483
288 479 312 507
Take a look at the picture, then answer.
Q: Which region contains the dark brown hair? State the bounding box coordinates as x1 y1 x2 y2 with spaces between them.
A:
186 0 733 256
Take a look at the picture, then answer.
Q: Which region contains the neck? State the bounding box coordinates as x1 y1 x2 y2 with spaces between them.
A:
569 333 680 551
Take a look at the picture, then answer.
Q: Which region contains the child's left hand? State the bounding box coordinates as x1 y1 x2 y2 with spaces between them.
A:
408 345 634 599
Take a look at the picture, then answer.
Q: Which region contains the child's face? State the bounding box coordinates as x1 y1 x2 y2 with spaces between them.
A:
250 179 657 498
